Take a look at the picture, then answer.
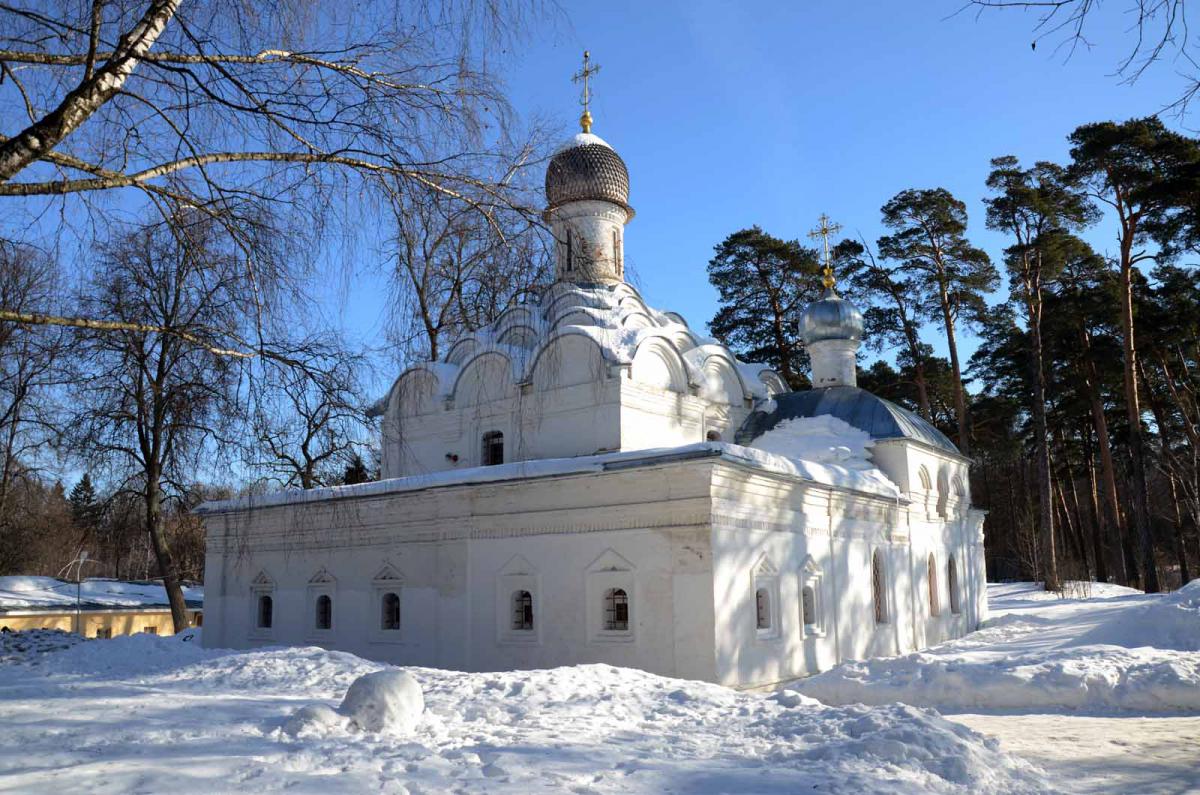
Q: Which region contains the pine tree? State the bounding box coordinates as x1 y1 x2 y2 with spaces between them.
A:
68 473 99 530
878 188 999 456
707 227 823 389
1068 117 1200 592
984 157 1097 591
343 454 372 486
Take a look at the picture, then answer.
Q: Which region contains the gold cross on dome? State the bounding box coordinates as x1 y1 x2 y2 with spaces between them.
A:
572 50 601 133
808 213 843 289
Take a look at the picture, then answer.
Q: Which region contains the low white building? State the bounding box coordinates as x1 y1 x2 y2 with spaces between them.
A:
198 120 986 689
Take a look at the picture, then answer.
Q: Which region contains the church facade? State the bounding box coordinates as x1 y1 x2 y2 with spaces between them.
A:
198 117 987 689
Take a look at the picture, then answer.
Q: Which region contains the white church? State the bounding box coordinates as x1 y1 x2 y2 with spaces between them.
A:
198 96 987 689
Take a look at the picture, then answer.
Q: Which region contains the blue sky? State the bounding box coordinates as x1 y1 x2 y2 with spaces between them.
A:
346 0 1187 387
351 1 1187 386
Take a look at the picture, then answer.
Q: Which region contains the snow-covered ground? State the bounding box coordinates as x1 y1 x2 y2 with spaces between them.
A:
0 631 1045 793
0 581 1195 793
797 580 1200 794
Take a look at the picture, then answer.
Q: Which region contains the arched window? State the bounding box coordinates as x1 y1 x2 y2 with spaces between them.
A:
482 430 504 466
872 551 888 624
948 557 961 614
512 590 534 631
603 588 629 631
706 429 722 442
801 585 817 628
928 554 940 616
380 592 400 631
315 594 332 630
755 588 771 630
257 594 273 629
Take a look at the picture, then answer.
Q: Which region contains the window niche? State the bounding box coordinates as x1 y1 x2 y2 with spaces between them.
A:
871 550 890 625
928 553 941 617
586 548 636 644
306 567 336 641
752 555 780 642
249 570 275 640
371 563 404 644
948 556 962 615
800 556 825 638
496 554 540 645
481 430 504 466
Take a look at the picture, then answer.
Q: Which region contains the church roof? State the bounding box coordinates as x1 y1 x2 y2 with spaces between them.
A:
544 133 633 216
735 386 963 457
371 281 787 416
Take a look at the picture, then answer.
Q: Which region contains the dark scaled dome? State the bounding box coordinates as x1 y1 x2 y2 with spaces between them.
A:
545 133 633 216
799 286 864 345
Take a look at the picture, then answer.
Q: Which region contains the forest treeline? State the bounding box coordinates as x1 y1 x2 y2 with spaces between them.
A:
707 117 1200 593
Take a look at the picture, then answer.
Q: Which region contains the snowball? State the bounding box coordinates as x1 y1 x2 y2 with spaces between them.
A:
283 703 347 736
338 669 424 733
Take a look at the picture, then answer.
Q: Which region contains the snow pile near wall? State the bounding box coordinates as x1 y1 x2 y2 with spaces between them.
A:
0 634 1049 793
744 414 900 497
797 582 1200 713
0 576 202 610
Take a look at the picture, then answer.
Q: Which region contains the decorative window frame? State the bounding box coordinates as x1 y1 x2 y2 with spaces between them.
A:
586 548 636 644
752 554 781 642
306 567 337 642
370 563 405 644
799 556 825 638
496 554 540 645
249 570 275 640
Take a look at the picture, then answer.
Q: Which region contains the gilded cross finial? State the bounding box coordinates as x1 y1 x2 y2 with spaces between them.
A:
808 213 843 289
572 50 601 133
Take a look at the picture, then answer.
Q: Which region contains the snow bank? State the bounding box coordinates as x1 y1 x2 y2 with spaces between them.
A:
338 669 424 733
0 633 1049 793
797 581 1200 713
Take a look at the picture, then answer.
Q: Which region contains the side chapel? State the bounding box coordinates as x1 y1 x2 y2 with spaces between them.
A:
198 56 986 689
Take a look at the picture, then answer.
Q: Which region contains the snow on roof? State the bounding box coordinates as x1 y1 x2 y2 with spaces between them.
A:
0 577 203 613
196 439 901 516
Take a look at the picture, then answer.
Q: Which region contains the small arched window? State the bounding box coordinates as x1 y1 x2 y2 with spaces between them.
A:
755 588 771 630
948 557 961 615
603 588 629 631
801 585 817 628
482 430 504 466
381 592 400 631
928 554 940 616
706 429 722 442
512 590 534 631
315 594 332 630
257 595 273 629
872 551 888 624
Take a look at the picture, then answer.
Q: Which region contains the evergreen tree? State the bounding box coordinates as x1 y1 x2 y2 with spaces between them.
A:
835 239 934 419
984 157 1097 591
878 188 999 456
68 473 102 542
706 227 823 389
343 454 372 486
1068 117 1200 592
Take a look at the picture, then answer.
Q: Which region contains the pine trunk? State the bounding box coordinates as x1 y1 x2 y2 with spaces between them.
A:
1117 240 1160 592
1028 285 1058 590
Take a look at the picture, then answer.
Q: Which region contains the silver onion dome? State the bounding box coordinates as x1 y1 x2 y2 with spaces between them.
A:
545 133 633 217
799 287 864 345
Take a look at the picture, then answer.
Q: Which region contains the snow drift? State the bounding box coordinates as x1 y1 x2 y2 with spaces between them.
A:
797 582 1200 712
0 633 1049 793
